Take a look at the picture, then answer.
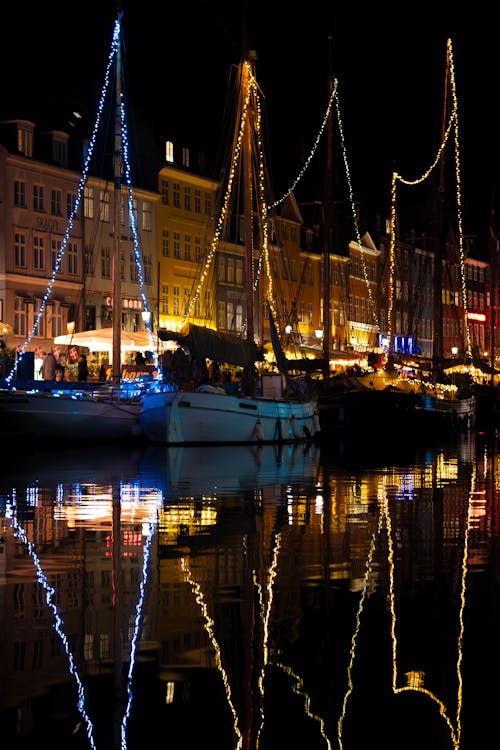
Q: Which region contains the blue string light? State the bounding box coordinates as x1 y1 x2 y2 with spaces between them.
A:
6 15 156 384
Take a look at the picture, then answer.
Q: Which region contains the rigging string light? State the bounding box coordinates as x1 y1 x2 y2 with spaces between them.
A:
388 38 472 364
272 79 379 332
384 461 473 750
182 58 280 329
6 476 162 750
180 556 243 749
335 459 472 750
5 15 155 384
6 492 97 750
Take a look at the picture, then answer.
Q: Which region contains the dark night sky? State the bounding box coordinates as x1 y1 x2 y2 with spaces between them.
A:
1 1 496 251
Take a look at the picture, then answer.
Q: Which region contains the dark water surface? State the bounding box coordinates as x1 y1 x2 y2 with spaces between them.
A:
0 433 498 749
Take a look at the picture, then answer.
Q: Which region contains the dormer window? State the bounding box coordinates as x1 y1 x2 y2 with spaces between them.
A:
17 123 34 157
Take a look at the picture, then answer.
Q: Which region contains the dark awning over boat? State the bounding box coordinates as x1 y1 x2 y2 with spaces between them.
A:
158 324 261 367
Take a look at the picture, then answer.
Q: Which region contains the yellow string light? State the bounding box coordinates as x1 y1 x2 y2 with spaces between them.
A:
389 38 472 364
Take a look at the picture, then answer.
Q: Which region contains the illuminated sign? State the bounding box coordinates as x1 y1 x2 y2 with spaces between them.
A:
467 312 486 322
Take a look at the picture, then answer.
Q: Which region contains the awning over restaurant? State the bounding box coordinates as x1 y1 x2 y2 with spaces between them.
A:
54 328 158 353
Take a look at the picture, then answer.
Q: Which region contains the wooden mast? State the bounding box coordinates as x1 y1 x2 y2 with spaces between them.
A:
111 31 123 385
432 45 450 380
322 34 334 377
490 189 497 386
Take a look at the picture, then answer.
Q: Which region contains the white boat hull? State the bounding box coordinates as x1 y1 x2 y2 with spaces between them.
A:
139 387 321 444
0 388 143 441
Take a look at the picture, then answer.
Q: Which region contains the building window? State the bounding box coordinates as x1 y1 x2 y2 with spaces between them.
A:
217 300 225 329
173 183 180 208
51 239 61 272
67 192 77 218
142 200 152 231
162 229 169 257
161 284 169 315
173 232 180 259
194 189 201 213
14 180 26 208
15 232 26 267
195 236 201 262
236 259 243 285
17 125 33 157
34 298 45 337
101 246 111 279
235 304 243 331
184 234 191 260
68 242 78 275
143 254 152 284
99 190 110 222
129 251 139 282
165 140 174 163
33 235 45 270
14 296 28 336
84 185 94 218
51 189 62 216
33 185 45 211
184 187 191 211
226 302 234 331
182 147 190 168
161 179 169 205
84 244 95 276
173 286 180 315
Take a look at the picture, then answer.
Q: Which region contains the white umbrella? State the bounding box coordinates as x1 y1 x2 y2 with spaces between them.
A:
54 328 158 354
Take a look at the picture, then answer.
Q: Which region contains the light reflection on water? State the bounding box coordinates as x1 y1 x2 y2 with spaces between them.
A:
0 434 497 750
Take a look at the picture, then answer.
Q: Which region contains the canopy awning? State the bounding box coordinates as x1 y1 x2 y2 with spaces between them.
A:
54 328 158 353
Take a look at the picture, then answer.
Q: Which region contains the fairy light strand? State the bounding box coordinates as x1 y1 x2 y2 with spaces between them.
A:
6 500 97 750
389 38 472 364
6 15 155 383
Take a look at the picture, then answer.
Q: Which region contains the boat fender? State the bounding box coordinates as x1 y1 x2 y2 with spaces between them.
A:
291 415 301 439
274 417 282 442
255 419 264 441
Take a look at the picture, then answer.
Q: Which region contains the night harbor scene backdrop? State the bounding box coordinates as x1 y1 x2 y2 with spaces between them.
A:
0 4 500 749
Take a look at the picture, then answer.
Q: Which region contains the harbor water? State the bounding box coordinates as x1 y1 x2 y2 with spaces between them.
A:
0 432 498 749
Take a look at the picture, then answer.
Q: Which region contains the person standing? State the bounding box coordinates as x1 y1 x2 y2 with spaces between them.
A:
77 353 89 381
42 348 57 380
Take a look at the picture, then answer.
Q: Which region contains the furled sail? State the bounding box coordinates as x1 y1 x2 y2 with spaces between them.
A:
158 323 261 367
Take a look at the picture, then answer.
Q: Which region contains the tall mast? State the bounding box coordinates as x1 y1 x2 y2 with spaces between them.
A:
111 31 123 385
240 2 255 345
243 60 255 343
490 189 497 386
432 47 450 379
322 34 334 375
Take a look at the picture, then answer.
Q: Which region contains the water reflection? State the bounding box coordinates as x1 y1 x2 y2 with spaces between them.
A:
0 435 497 749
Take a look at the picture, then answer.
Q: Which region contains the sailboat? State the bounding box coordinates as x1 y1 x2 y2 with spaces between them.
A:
318 37 476 439
0 15 154 442
139 54 321 445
